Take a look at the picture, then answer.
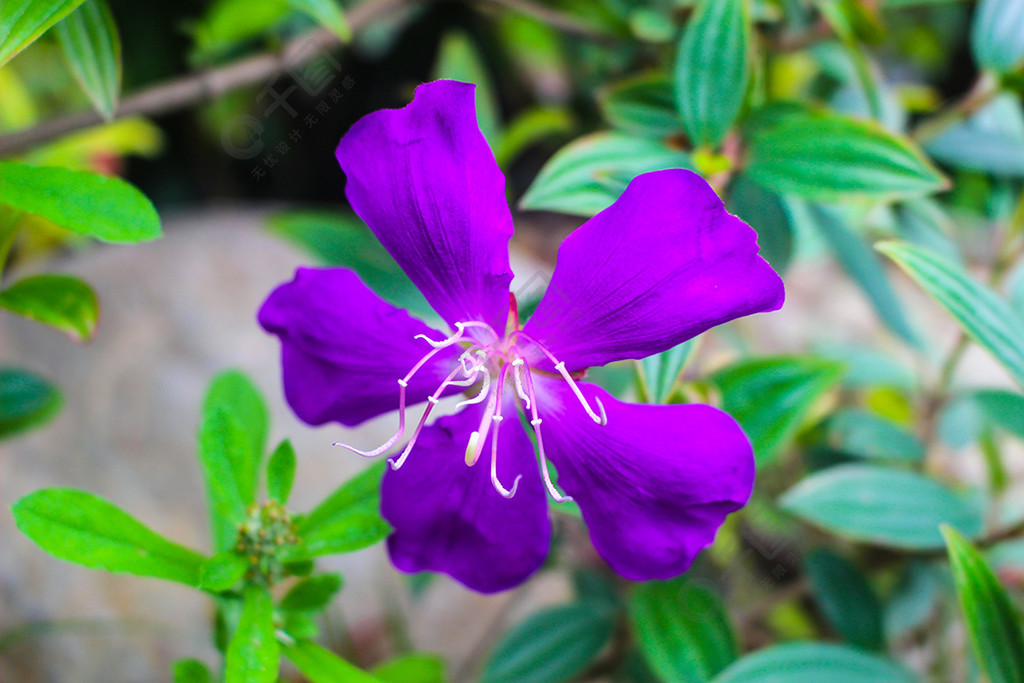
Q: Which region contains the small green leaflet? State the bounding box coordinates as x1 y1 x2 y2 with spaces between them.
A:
285 0 350 41
266 439 297 504
282 639 381 683
0 274 99 341
804 549 885 650
599 72 681 138
0 366 62 439
943 526 1024 683
712 642 917 682
825 410 925 461
0 0 87 66
55 0 121 120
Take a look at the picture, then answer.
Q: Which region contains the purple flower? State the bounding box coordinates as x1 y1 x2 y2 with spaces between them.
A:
259 80 784 593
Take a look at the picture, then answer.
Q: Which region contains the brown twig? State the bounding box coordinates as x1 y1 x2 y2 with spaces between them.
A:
0 0 409 158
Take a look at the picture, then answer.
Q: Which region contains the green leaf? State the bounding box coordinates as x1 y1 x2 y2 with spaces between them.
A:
292 462 390 558
280 573 343 613
172 658 214 683
804 549 885 650
373 654 445 683
199 551 249 592
492 106 574 167
266 211 431 318
884 562 941 638
943 526 1024 683
198 371 269 552
746 110 947 200
12 488 205 585
0 162 160 243
673 0 751 147
55 0 121 120
519 132 693 216
794 202 920 345
711 356 845 465
825 410 925 461
282 639 381 683
0 366 62 439
630 579 738 681
879 241 1024 390
0 0 87 67
728 175 793 273
285 0 350 42
599 72 681 137
638 340 696 404
434 31 499 144
973 389 1024 439
192 0 289 58
0 274 99 341
225 585 279 683
925 96 1024 178
712 642 917 682
781 464 983 549
266 439 297 504
971 0 1024 74
481 602 617 683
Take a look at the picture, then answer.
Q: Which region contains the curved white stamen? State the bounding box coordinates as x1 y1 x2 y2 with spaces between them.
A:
465 381 498 466
489 367 521 498
511 357 531 410
521 360 573 503
388 364 467 470
511 331 608 427
456 369 490 408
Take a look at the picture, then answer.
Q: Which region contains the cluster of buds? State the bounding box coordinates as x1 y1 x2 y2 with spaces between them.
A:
234 501 299 585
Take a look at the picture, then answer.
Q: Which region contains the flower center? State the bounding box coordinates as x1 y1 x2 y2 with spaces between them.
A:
334 315 606 502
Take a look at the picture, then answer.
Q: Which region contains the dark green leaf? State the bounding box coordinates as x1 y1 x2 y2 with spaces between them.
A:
198 370 269 552
225 585 278 683
0 162 160 243
971 0 1024 73
0 274 99 341
712 642 917 682
55 0 121 120
884 562 941 638
781 464 983 549
0 0 87 66
943 526 1024 683
266 211 431 317
728 175 793 273
639 340 696 404
373 654 445 683
630 579 737 681
879 241 1024 390
280 573 343 613
599 72 681 137
199 551 249 592
746 110 947 200
0 366 62 439
12 488 205 585
481 602 616 683
805 549 885 650
519 132 693 216
795 202 920 345
266 439 297 504
282 639 381 683
711 356 845 464
172 658 214 683
674 0 751 147
285 0 350 41
826 410 925 461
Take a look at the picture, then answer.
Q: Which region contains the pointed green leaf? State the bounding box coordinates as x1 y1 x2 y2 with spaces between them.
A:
884 562 942 639
599 72 681 137
280 573 343 613
630 579 738 681
192 0 289 58
746 110 947 200
0 366 62 439
434 31 499 144
0 0 87 67
805 549 885 650
0 274 99 341
639 340 696 404
826 410 925 461
674 0 751 147
12 488 205 585
285 0 350 42
943 526 1024 683
519 132 693 216
282 639 381 683
0 162 160 243
266 439 297 504
55 0 121 120
199 551 249 592
712 642 917 682
728 175 794 273
291 462 390 559
711 356 845 464
974 389 1024 439
971 0 1024 73
795 202 920 345
481 602 617 683
225 585 278 683
781 464 983 549
879 241 1024 390
198 371 269 552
